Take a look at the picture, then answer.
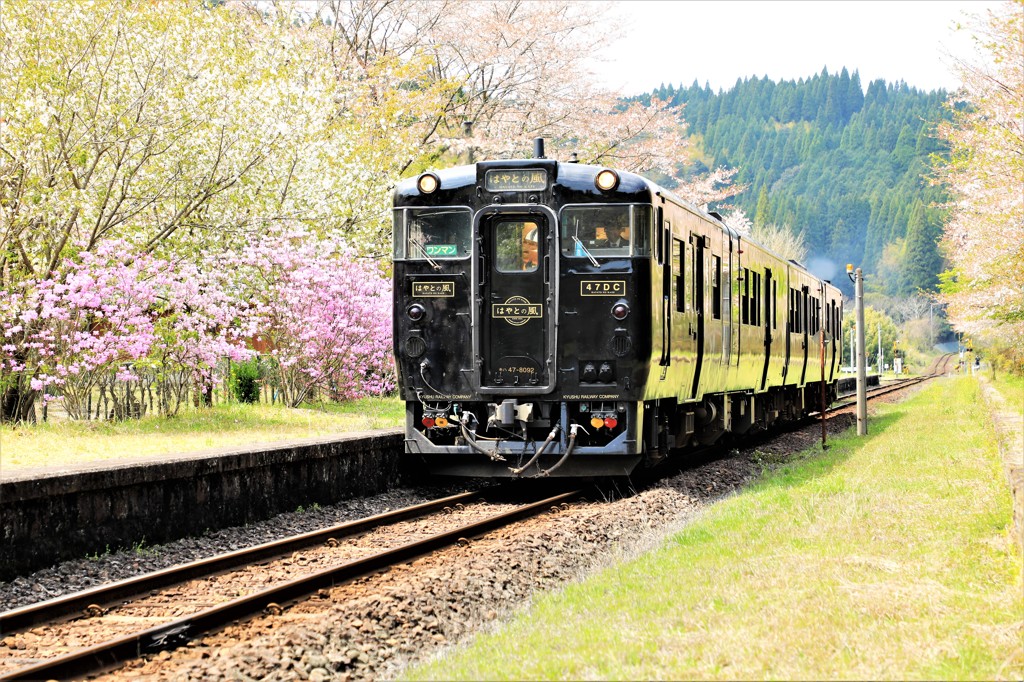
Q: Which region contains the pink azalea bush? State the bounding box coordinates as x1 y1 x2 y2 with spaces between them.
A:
1 231 395 420
1 242 165 417
234 227 394 407
148 260 256 416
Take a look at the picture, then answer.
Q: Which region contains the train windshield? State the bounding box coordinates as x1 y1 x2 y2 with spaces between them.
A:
559 205 652 258
395 207 472 260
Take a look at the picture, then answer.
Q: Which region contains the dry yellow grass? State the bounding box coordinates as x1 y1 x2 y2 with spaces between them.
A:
0 398 403 474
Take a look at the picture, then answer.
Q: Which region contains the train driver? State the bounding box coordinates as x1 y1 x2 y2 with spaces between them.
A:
594 222 629 254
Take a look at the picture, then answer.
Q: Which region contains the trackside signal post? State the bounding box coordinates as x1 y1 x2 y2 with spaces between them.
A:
847 264 867 435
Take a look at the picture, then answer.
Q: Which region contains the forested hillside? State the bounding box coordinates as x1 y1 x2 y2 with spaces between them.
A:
641 69 951 295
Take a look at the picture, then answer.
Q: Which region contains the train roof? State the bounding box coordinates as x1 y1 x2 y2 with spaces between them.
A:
393 158 838 291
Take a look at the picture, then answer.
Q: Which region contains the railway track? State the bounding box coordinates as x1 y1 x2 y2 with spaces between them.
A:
0 486 581 680
833 352 955 408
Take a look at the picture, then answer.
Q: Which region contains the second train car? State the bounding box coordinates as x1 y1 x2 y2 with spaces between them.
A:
392 143 843 477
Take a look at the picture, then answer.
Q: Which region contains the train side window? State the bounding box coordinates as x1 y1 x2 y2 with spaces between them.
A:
752 271 761 326
772 280 778 329
632 205 652 256
789 288 800 333
663 220 671 267
800 292 805 333
494 220 539 273
711 255 722 320
787 289 793 332
741 268 750 325
655 208 664 264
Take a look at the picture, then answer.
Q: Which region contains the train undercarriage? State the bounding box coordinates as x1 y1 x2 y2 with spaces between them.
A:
405 381 838 478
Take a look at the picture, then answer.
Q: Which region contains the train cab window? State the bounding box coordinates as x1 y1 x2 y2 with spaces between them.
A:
561 205 647 258
711 255 722 320
495 220 539 272
398 207 471 260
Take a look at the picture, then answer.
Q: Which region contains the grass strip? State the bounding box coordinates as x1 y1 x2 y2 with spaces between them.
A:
408 377 1023 680
0 396 403 472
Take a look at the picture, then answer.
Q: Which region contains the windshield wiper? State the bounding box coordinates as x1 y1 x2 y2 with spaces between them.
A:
572 236 600 267
413 241 442 270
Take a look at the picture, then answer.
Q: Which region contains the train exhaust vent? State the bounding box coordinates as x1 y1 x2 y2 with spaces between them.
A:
611 334 632 357
405 336 427 358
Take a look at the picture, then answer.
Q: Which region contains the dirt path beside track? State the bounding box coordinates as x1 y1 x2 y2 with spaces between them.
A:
978 375 1024 553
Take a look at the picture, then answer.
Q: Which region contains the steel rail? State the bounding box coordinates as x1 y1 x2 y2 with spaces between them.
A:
1 489 581 681
0 488 490 635
831 353 954 409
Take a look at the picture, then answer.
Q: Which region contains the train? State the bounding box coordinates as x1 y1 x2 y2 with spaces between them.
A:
392 140 843 478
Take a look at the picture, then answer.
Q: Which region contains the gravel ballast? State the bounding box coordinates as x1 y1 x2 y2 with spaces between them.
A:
97 412 859 681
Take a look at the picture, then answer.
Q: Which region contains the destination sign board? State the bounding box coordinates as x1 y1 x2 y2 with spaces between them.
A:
484 169 548 192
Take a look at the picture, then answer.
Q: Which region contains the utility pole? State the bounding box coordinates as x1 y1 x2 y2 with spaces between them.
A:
929 303 934 348
878 324 883 375
847 264 867 435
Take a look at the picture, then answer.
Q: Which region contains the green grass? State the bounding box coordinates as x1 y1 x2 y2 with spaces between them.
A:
987 371 1024 409
408 377 1023 680
0 396 403 472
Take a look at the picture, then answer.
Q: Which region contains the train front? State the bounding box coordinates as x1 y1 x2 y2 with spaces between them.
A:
392 158 654 477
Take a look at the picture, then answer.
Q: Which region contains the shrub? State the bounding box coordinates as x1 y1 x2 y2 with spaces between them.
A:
231 358 262 404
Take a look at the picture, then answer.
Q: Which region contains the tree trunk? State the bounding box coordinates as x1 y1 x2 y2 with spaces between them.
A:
1 386 36 424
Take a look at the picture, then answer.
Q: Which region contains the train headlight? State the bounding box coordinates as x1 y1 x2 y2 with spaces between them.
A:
611 302 630 320
595 169 619 192
417 172 440 194
407 303 426 321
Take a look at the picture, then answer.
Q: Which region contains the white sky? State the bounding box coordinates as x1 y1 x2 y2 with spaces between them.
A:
596 0 1004 95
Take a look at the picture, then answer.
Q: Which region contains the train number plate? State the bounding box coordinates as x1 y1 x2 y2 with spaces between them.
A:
412 281 455 297
581 280 626 296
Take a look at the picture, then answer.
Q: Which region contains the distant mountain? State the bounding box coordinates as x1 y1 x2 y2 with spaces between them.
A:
637 68 950 296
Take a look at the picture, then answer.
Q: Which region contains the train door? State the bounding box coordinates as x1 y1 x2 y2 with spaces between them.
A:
689 232 705 400
759 268 773 391
478 210 554 391
659 215 672 375
799 285 810 385
729 238 740 366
